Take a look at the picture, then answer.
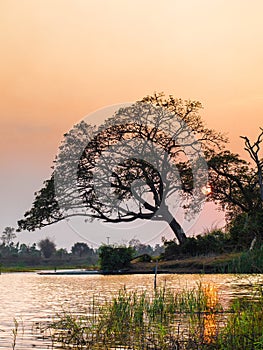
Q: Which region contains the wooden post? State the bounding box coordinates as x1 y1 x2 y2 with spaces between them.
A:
154 260 158 290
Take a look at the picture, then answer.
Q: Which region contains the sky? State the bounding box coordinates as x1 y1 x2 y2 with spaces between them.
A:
1 0 263 249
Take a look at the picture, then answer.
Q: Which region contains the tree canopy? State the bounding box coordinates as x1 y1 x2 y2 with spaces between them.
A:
98 245 134 271
207 129 263 248
208 129 263 219
18 94 226 244
1 227 16 246
38 238 56 258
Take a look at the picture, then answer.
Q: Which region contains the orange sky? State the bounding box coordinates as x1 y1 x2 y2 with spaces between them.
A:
1 0 263 247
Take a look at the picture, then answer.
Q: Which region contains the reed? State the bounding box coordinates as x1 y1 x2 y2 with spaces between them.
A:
45 283 224 349
38 282 263 349
223 247 263 273
11 318 19 350
215 285 263 350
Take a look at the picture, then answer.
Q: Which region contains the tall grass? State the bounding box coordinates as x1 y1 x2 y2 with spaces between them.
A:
221 247 263 273
39 283 263 349
45 283 223 349
11 318 18 350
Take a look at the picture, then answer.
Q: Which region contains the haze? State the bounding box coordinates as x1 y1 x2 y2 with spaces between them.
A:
1 0 262 248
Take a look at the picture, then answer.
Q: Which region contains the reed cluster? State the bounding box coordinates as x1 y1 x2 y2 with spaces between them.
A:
39 283 263 349
43 284 218 349
222 247 263 273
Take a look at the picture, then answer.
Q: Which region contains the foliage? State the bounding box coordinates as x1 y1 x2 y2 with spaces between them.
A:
162 229 230 259
208 151 260 217
0 239 99 268
228 211 263 249
17 176 63 231
55 248 68 259
37 238 56 258
217 290 263 349
18 93 226 244
98 245 135 271
222 246 263 273
207 129 263 244
40 283 263 350
71 242 93 257
129 238 164 257
47 284 222 349
1 227 16 246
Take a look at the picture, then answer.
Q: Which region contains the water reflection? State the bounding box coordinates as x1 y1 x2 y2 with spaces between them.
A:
203 285 219 343
0 272 263 348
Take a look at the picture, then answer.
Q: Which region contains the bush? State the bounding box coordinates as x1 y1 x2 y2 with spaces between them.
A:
99 245 135 271
162 230 230 259
229 211 263 250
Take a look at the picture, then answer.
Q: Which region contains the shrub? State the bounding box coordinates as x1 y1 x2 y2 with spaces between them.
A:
99 245 135 271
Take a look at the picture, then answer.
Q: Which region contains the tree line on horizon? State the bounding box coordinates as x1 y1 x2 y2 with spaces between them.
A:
0 228 165 268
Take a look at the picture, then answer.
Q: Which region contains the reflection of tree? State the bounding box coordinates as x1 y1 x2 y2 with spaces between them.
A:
18 95 225 244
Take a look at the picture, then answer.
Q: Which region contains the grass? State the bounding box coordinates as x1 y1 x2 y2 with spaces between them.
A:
38 283 220 349
220 247 263 273
35 282 263 350
217 295 263 349
0 264 98 273
130 252 243 274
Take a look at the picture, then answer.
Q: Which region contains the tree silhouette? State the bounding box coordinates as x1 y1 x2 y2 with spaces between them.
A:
1 227 16 246
71 242 93 257
208 129 263 219
38 238 56 258
18 94 225 244
241 128 263 203
208 129 263 248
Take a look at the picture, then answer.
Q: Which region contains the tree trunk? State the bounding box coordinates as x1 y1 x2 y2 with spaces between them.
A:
160 206 187 245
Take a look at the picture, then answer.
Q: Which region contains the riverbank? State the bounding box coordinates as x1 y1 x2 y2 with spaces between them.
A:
0 252 243 274
130 252 242 274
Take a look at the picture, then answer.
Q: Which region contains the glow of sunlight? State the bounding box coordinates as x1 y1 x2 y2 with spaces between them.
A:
201 185 212 196
203 285 218 343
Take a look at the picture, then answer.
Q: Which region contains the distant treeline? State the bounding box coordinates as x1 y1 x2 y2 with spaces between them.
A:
0 228 164 268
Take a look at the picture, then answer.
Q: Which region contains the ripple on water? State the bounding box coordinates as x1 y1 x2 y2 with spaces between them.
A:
1 272 263 349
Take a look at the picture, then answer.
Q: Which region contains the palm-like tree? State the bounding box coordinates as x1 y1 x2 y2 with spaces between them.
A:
1 227 16 246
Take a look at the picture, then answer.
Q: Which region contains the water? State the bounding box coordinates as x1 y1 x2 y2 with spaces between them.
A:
1 272 263 349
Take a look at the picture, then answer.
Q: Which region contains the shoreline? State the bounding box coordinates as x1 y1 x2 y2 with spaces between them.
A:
0 252 244 274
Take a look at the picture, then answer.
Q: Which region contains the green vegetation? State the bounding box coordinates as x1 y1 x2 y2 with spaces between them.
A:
98 245 135 271
0 230 164 272
219 246 263 273
217 296 263 349
33 283 263 349
3 226 263 273
0 229 99 270
44 284 221 349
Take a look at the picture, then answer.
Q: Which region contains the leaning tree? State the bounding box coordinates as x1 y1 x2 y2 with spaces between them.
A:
18 94 225 244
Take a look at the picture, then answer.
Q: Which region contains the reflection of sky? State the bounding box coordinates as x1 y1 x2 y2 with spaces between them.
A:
0 0 261 248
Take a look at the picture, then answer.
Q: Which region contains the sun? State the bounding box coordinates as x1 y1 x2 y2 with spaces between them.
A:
202 184 212 196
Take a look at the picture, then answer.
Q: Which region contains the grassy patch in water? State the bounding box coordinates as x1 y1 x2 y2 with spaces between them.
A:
43 284 222 349
37 283 263 349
